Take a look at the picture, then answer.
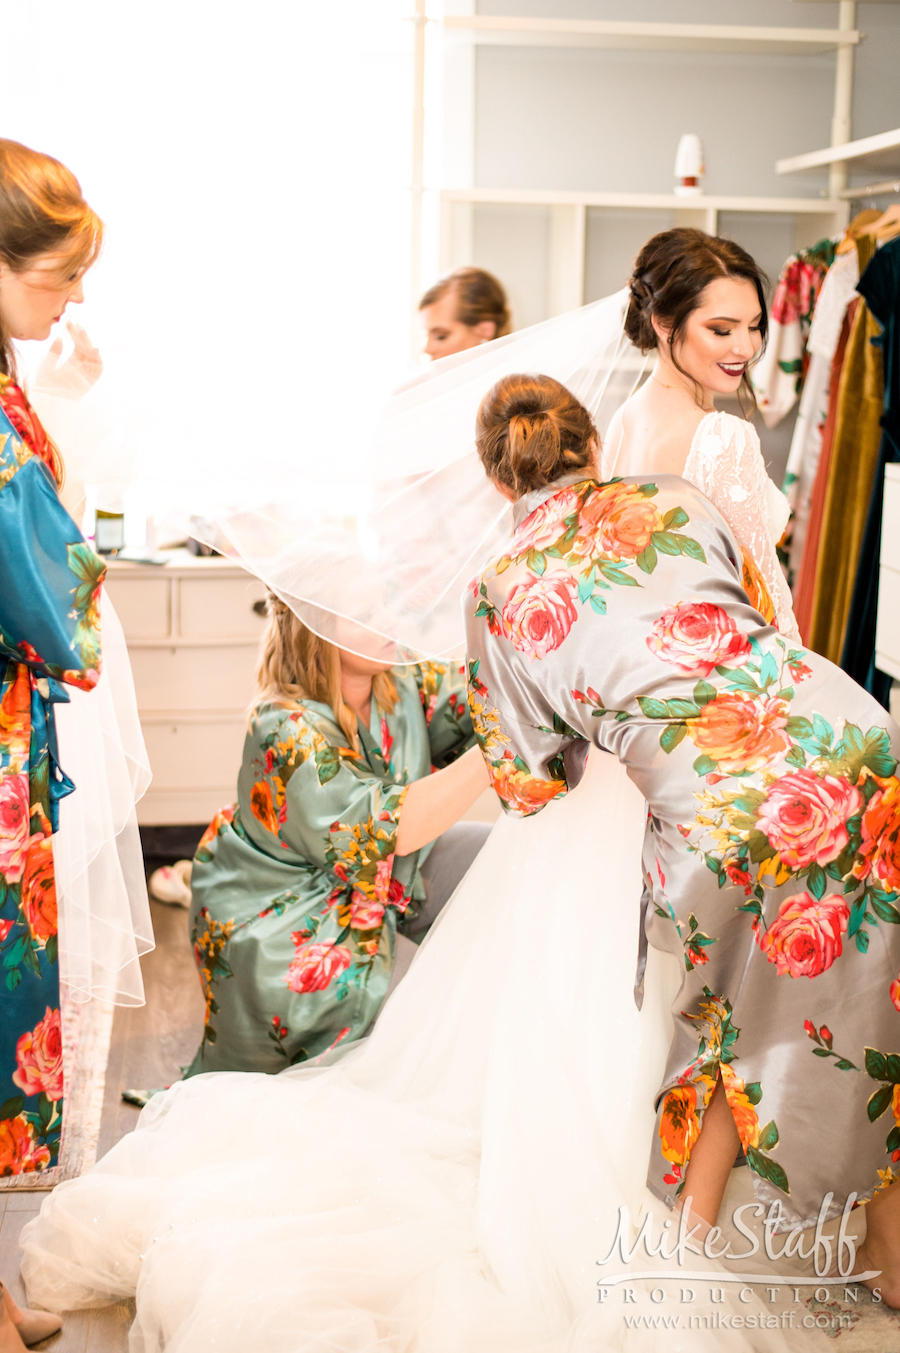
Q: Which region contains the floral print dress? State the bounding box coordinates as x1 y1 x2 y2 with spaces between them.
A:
187 661 473 1075
464 471 900 1230
0 386 105 1177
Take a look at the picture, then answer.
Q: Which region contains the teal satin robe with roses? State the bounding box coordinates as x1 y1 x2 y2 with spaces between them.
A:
465 471 900 1230
187 661 473 1076
0 391 105 1178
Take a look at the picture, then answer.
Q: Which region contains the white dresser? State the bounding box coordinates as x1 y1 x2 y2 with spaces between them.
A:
876 463 900 690
104 552 268 826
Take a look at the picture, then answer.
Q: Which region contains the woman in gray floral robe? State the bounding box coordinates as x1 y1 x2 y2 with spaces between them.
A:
465 373 900 1277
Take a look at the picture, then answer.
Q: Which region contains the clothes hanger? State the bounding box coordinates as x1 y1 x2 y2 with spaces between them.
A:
872 203 900 242
835 207 884 255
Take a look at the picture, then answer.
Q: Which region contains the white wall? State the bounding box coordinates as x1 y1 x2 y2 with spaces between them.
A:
458 0 900 480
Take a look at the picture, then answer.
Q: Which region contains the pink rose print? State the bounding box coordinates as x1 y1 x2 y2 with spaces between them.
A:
757 769 862 871
0 773 34 884
890 975 900 1012
758 892 849 979
285 937 352 994
13 1006 64 1101
509 487 581 556
346 894 386 930
502 573 578 661
647 602 752 678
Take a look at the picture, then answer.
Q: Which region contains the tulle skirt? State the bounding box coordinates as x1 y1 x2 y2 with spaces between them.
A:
21 753 819 1351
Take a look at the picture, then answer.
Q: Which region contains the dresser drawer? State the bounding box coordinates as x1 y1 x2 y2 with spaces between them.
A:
128 644 259 712
104 576 171 639
178 576 269 639
141 718 247 792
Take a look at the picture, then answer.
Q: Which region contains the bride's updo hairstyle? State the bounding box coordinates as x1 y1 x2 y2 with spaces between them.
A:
625 227 768 414
476 373 597 498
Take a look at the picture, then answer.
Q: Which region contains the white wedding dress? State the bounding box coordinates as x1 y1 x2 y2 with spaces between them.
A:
20 413 815 1352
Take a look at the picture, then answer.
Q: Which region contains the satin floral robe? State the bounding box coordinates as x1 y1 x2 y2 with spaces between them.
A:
0 380 105 1177
187 662 473 1076
464 471 900 1229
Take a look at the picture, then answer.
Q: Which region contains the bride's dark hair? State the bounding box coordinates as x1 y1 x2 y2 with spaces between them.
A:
625 228 768 416
476 373 596 496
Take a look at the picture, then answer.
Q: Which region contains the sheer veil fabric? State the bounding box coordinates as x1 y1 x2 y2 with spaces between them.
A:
213 290 643 663
52 591 154 1004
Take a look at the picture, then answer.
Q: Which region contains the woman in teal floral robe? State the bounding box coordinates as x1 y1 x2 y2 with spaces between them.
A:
465 375 900 1249
187 655 483 1075
0 397 104 1177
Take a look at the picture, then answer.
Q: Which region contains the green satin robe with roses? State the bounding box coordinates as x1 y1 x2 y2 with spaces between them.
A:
464 471 900 1230
0 397 105 1179
187 661 473 1076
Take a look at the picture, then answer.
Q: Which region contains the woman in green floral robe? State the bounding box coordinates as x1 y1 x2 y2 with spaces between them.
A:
187 601 487 1076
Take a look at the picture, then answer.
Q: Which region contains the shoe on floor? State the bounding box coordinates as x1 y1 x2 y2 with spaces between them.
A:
148 858 192 907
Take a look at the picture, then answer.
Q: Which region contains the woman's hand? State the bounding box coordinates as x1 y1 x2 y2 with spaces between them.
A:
35 321 103 397
395 745 490 857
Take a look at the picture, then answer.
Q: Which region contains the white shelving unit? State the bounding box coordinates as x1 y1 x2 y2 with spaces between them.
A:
777 127 900 199
439 190 846 316
426 2 859 327
441 14 859 56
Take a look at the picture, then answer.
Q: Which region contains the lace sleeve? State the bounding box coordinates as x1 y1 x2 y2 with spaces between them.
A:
685 412 801 643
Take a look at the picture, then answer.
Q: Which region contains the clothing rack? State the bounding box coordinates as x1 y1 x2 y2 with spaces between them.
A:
840 179 900 200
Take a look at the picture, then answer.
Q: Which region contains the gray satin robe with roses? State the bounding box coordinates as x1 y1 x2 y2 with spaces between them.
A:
464 471 900 1229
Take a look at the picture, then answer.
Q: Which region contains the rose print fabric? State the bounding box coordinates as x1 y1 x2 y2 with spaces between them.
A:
186 661 474 1074
751 239 835 430
0 392 105 1177
465 471 900 1228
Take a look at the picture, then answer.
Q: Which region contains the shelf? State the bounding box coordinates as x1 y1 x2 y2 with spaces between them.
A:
777 127 900 178
441 188 845 215
441 15 859 56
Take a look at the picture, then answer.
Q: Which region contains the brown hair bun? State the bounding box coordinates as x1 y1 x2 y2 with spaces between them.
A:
475 373 597 497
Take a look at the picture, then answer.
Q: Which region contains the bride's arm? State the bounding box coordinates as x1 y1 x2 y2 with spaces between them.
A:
693 414 801 644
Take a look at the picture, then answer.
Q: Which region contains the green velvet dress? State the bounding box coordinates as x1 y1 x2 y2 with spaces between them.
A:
186 661 473 1075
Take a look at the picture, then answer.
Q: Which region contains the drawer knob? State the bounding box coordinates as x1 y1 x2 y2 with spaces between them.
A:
252 600 268 618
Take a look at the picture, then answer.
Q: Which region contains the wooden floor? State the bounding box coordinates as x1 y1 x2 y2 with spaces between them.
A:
0 900 205 1351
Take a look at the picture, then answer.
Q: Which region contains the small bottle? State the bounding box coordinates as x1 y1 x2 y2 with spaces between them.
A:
674 134 704 198
95 509 125 555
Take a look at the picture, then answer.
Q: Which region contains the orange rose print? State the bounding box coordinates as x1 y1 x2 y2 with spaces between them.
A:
197 804 235 854
740 547 776 624
20 837 57 944
489 759 566 815
250 780 279 835
720 1065 760 1151
573 482 663 561
689 691 789 774
0 666 30 757
0 1114 51 1175
853 776 900 895
658 1084 701 1166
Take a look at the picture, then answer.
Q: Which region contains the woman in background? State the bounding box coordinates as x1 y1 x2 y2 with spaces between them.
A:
185 595 490 1075
0 139 107 1349
419 266 510 360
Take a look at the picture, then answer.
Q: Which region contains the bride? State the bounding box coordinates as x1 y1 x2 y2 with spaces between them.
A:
20 232 820 1350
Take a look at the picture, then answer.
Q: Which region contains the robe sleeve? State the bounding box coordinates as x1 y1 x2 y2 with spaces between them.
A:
413 660 475 768
241 706 410 908
0 412 105 688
